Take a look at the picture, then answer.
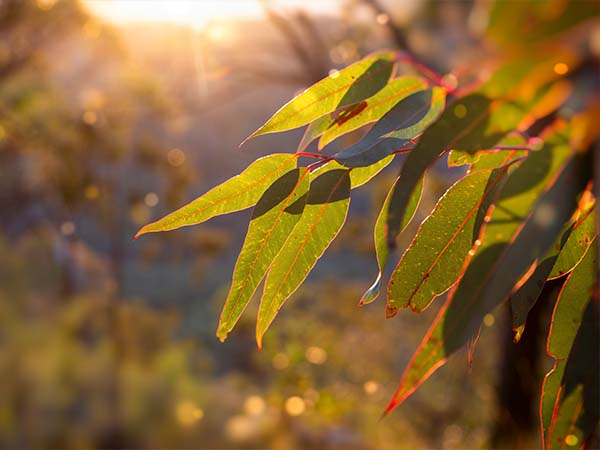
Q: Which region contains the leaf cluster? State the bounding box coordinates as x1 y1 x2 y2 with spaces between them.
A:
137 7 598 446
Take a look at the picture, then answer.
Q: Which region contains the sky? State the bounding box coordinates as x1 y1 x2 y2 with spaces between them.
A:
84 0 341 29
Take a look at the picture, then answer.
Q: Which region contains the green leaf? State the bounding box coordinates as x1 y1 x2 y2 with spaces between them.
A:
135 153 297 238
549 205 596 279
334 87 446 168
317 76 428 149
383 92 515 261
246 53 395 140
387 166 509 316
384 122 584 414
511 204 596 342
256 169 351 348
359 175 422 305
216 168 310 342
457 150 590 345
541 237 598 449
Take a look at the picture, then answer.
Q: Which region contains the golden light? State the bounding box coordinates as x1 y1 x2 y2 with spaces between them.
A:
82 110 97 125
175 400 204 427
84 1 341 31
553 62 569 75
272 352 289 370
85 1 263 30
84 184 100 200
285 396 306 416
363 380 380 395
565 434 578 447
244 395 266 416
305 346 327 365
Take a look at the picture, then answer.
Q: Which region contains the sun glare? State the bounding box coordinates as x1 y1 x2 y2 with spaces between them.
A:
85 0 340 30
85 0 264 29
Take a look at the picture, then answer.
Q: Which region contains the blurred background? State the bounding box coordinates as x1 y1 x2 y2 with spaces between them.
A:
0 1 596 448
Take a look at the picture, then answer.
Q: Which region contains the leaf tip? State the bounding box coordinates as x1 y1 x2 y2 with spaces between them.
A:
381 399 399 419
216 328 228 343
240 126 264 147
255 331 263 352
385 305 398 319
359 274 382 306
513 326 524 343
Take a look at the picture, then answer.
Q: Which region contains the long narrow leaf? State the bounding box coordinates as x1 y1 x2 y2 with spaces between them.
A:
216 168 310 341
359 174 422 305
246 53 394 140
334 87 446 168
135 153 297 237
256 169 351 348
511 204 596 341
387 164 510 316
541 237 598 449
318 76 428 149
384 121 583 414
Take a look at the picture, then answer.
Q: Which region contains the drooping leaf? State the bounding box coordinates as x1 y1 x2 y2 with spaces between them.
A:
383 93 510 260
246 53 395 140
511 204 596 342
216 168 310 341
334 87 446 168
135 154 297 238
317 76 428 149
549 205 596 279
384 121 586 414
359 175 423 305
541 237 598 449
459 152 590 346
387 165 510 316
256 169 351 348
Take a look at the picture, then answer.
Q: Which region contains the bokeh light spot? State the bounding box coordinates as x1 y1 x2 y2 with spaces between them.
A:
60 221 75 236
305 346 327 365
285 396 306 416
84 185 99 200
175 401 204 427
376 14 389 25
272 352 289 370
144 192 159 207
553 63 569 75
82 110 97 125
454 104 467 119
167 148 186 167
244 395 265 416
363 380 380 395
483 314 495 327
565 434 578 446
